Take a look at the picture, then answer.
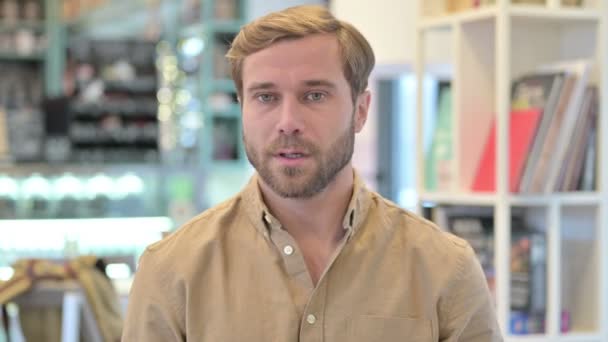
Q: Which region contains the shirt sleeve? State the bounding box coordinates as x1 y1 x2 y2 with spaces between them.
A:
121 250 185 342
439 244 504 342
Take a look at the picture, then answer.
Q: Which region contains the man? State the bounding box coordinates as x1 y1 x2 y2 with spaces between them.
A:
122 5 502 341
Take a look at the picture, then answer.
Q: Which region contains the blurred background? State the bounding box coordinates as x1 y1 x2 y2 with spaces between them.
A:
1 0 606 341
0 0 420 277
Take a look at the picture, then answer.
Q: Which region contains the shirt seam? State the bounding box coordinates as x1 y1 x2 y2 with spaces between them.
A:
145 197 240 252
140 250 186 332
440 244 474 321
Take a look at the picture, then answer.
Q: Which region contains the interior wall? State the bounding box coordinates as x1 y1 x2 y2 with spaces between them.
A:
330 0 418 65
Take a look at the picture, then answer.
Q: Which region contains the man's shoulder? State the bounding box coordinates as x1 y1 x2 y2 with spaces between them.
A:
371 193 473 259
142 194 245 262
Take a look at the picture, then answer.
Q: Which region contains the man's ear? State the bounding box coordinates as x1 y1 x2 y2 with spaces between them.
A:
354 90 371 133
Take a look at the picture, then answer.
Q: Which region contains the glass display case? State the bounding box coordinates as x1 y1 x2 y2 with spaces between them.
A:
0 164 173 271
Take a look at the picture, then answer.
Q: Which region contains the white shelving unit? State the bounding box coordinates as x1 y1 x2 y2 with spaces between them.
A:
415 0 607 340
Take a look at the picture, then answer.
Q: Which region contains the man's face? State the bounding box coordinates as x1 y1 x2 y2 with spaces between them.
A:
241 34 369 198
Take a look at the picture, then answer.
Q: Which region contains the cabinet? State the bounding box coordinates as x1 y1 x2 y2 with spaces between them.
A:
0 0 257 270
176 0 252 207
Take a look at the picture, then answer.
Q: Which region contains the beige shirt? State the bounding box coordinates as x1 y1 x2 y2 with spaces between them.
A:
122 174 502 341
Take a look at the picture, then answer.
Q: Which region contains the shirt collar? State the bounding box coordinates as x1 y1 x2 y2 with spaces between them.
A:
241 171 372 239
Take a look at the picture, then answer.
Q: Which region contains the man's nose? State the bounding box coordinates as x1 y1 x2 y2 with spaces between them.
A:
276 97 303 135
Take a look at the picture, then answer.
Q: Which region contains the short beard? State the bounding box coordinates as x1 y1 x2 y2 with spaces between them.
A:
244 116 355 199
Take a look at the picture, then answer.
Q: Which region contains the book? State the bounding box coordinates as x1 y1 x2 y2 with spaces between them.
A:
526 75 578 193
511 72 564 111
579 125 597 191
537 60 591 193
557 86 597 191
510 222 547 334
516 73 566 193
425 86 454 192
471 109 543 192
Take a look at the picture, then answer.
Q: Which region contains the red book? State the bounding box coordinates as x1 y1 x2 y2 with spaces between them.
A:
471 109 543 192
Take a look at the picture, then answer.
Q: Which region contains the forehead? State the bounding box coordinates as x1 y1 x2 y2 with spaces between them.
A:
241 34 346 90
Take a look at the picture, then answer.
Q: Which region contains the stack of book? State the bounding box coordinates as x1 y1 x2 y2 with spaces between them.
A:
471 60 597 193
427 206 548 334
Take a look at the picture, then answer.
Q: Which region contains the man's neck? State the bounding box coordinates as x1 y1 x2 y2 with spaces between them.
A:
259 166 355 242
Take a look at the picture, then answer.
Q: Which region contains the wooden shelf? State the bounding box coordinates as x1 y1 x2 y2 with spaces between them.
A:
506 333 603 341
559 333 603 341
0 162 162 173
506 335 554 342
64 1 151 28
509 5 601 22
0 20 45 32
419 192 498 206
419 5 498 30
419 5 600 31
419 192 601 207
0 52 45 61
508 192 601 206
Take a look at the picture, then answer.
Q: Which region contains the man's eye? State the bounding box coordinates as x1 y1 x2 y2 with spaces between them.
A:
305 92 326 102
257 94 275 103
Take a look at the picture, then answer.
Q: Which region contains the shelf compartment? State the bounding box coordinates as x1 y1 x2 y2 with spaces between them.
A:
421 204 497 301
419 29 455 193
559 205 600 334
509 206 549 336
458 18 497 192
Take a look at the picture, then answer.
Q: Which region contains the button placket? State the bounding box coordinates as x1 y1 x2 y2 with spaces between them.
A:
299 280 328 341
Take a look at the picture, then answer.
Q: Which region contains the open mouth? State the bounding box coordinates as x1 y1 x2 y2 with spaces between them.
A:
279 153 305 159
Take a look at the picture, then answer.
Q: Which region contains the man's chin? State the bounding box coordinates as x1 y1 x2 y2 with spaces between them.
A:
269 178 317 199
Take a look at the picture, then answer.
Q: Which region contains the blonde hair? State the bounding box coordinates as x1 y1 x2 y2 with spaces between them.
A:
226 5 375 101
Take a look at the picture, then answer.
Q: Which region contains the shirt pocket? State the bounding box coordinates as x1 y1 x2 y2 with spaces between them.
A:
350 315 433 342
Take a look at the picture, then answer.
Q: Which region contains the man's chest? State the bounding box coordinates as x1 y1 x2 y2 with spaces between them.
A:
182 246 439 341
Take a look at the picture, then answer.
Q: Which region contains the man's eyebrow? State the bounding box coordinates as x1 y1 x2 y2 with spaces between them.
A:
303 80 337 88
246 82 276 93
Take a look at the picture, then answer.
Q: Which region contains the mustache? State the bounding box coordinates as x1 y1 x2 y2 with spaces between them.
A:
266 135 318 154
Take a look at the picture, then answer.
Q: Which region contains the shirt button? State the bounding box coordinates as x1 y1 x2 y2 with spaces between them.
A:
306 314 317 325
283 245 294 256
